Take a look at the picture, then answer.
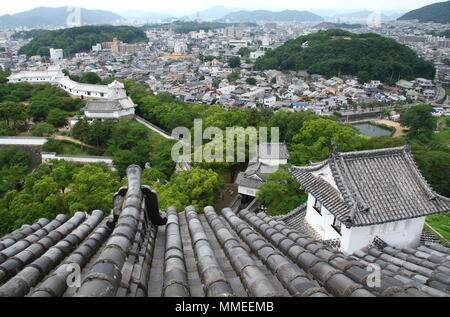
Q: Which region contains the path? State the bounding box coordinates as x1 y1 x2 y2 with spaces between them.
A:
53 135 98 149
134 115 176 141
374 119 406 137
133 115 192 171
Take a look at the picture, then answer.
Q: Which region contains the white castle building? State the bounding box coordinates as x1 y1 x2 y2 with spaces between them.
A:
8 67 136 120
290 145 450 254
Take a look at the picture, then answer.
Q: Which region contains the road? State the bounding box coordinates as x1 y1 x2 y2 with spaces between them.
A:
53 135 98 149
435 84 446 103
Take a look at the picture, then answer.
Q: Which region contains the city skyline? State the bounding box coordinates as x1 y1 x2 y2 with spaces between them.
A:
0 0 445 16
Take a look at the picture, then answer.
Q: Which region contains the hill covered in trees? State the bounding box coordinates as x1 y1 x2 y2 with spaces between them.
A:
18 25 148 57
11 29 47 40
255 29 435 83
219 10 323 22
0 6 124 29
398 1 450 24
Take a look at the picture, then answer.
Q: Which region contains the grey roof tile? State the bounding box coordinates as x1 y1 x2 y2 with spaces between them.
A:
290 146 450 226
0 164 448 298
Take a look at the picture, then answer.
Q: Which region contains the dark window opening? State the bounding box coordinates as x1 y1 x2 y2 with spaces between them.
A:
313 198 322 215
332 217 342 235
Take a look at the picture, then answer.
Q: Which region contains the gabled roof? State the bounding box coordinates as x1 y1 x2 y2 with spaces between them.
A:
84 100 122 112
235 160 279 189
291 146 450 227
83 97 136 113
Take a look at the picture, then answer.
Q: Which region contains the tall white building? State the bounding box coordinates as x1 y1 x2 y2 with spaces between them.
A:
49 48 64 62
174 42 188 54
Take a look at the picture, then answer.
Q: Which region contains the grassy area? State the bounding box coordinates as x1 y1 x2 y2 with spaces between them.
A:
434 128 450 144
59 140 92 155
426 213 450 242
446 87 450 97
50 140 103 156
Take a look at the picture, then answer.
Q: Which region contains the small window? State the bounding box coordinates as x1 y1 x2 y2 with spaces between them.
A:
313 198 322 215
332 217 342 235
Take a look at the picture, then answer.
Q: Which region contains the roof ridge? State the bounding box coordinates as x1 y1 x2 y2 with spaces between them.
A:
333 152 370 218
337 146 406 157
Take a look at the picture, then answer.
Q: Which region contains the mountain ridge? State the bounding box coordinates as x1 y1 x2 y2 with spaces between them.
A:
0 6 125 29
219 10 324 22
398 1 450 24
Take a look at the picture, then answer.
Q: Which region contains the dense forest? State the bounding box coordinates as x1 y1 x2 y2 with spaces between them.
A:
255 29 436 84
18 25 148 57
398 1 450 24
11 29 47 40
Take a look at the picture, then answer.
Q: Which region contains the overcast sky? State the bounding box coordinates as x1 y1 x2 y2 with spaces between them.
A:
0 0 445 15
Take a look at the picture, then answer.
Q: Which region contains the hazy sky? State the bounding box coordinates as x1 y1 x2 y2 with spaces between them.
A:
0 0 445 15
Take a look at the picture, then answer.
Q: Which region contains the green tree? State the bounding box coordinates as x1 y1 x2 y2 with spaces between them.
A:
65 164 119 213
400 104 437 140
246 77 257 85
413 146 450 197
228 56 241 68
28 100 50 121
46 108 68 127
257 170 307 216
290 118 362 165
0 147 34 198
42 138 63 153
269 109 319 144
154 167 223 211
0 101 28 128
79 72 102 84
140 168 167 186
238 47 251 57
30 122 55 137
227 72 240 82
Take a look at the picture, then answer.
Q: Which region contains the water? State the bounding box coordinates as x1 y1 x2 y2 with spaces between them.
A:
353 123 392 137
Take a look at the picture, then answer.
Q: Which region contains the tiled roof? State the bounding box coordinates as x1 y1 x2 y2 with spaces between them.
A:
235 171 265 189
0 165 448 297
290 146 450 227
84 100 123 112
84 97 136 113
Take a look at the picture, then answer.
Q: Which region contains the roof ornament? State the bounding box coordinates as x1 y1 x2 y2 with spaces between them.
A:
110 165 167 229
405 136 412 151
331 140 340 156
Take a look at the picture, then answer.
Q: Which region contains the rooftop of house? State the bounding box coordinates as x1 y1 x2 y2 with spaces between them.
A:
83 97 136 113
0 165 448 298
290 145 450 227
